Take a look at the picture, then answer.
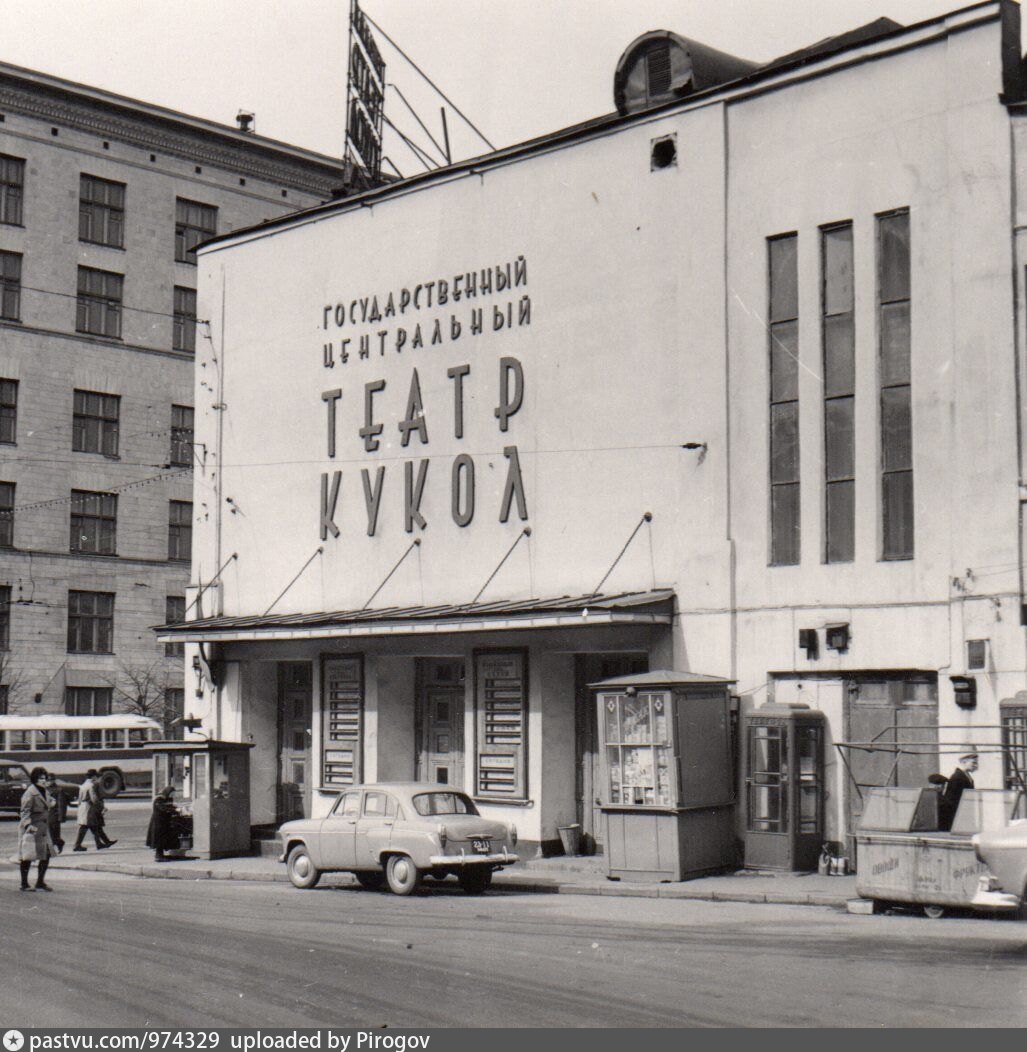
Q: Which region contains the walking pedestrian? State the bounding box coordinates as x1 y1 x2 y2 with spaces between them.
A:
146 785 178 861
72 769 108 851
44 772 65 854
19 767 55 891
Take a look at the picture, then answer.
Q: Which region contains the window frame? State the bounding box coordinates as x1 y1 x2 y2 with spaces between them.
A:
168 500 193 562
72 389 120 457
64 687 113 717
0 250 21 322
0 585 10 651
79 174 126 248
172 286 197 353
0 154 24 226
0 481 13 548
76 266 123 339
175 199 217 264
69 489 118 556
169 404 194 466
165 595 186 657
0 379 17 445
66 590 115 654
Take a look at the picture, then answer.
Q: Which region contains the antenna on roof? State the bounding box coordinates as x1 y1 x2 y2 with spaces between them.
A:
344 0 386 187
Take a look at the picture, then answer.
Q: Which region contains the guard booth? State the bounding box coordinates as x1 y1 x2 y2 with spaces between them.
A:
592 671 735 882
743 703 826 872
151 740 254 859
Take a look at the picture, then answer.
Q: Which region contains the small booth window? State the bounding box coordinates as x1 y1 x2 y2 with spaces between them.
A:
747 725 787 833
603 692 674 806
797 724 822 834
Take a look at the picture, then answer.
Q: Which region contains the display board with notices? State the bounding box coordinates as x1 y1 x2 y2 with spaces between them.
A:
322 656 364 788
475 650 527 800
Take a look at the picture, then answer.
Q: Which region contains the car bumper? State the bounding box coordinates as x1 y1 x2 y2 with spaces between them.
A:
971 887 1022 911
428 849 519 868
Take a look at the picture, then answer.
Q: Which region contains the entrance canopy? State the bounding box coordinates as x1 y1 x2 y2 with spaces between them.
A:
155 589 674 643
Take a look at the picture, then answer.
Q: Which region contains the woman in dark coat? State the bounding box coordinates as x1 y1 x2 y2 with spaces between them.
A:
146 785 178 861
19 767 55 891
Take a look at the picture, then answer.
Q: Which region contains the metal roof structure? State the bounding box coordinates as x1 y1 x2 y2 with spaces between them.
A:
156 589 674 643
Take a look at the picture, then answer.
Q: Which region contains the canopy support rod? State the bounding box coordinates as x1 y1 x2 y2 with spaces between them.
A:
471 528 531 605
264 547 324 617
593 512 652 595
363 539 421 609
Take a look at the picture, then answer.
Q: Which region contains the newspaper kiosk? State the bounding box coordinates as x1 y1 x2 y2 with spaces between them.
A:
593 671 735 881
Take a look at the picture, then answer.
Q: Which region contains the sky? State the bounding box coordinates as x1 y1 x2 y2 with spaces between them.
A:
2 0 995 174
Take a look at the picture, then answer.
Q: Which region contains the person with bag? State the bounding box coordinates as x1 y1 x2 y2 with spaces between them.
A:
44 772 65 854
19 767 55 891
146 785 178 861
72 769 116 851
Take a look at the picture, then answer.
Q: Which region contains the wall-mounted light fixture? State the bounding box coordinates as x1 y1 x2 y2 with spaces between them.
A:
950 675 977 710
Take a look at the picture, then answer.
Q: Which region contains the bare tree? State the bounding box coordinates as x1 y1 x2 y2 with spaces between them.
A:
106 660 183 736
0 651 28 713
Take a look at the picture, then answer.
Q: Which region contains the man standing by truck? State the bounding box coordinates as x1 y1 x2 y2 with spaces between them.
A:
939 749 978 831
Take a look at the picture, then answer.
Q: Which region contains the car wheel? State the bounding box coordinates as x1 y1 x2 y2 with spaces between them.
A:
286 844 321 889
385 854 422 896
97 770 123 798
458 868 492 895
922 904 946 920
355 871 385 891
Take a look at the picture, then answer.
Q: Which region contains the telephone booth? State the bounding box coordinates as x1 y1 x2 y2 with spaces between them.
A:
743 703 826 872
151 740 254 859
593 671 736 882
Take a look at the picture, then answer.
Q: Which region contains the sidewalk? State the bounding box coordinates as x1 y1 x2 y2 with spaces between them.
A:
33 844 858 907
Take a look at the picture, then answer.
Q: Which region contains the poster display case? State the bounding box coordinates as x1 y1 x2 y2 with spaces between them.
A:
593 671 735 881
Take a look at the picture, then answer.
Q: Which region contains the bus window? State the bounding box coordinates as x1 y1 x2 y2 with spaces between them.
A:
10 731 31 751
102 730 126 749
82 730 102 750
128 729 147 748
36 730 56 750
59 730 80 750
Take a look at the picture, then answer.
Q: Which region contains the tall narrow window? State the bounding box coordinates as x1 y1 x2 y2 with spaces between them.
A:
70 490 117 555
73 389 119 456
0 585 10 650
175 199 217 263
165 596 186 657
769 234 800 565
0 380 16 444
0 251 21 321
168 500 192 561
878 210 912 559
76 266 123 338
0 155 24 226
169 404 194 466
79 175 125 247
0 482 14 548
822 223 855 562
173 286 197 352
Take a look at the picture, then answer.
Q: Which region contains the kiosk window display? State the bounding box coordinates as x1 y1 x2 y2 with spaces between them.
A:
593 671 736 882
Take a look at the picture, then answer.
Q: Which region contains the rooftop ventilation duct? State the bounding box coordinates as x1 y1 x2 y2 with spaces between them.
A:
614 31 758 115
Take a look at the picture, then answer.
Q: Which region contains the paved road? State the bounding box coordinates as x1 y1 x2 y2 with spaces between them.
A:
1 870 1023 1028
0 797 150 854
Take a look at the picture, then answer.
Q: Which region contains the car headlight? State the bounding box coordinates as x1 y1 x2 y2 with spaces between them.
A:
508 823 518 847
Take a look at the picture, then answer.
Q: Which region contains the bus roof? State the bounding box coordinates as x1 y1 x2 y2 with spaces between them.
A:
0 714 162 730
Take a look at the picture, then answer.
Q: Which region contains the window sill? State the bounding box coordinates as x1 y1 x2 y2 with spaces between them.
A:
79 240 125 251
75 329 123 342
0 317 21 325
72 451 121 461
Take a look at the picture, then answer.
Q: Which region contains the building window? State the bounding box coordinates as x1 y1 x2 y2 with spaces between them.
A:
168 500 192 561
79 174 125 247
73 389 119 456
0 379 16 444
175 199 217 264
0 154 24 226
67 590 114 654
164 687 185 737
0 585 10 650
0 685 8 715
173 286 197 352
474 650 528 800
768 234 800 565
76 266 123 338
0 251 21 321
169 405 194 466
165 595 185 657
0 482 13 548
822 223 855 563
878 210 913 560
70 490 117 555
64 687 112 716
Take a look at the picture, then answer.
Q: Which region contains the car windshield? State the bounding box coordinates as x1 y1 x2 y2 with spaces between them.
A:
412 792 479 817
1 765 29 781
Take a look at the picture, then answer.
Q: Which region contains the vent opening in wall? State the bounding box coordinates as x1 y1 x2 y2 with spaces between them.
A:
651 134 677 170
966 639 989 671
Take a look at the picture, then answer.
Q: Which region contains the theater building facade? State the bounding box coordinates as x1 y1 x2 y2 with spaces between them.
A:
162 2 1027 856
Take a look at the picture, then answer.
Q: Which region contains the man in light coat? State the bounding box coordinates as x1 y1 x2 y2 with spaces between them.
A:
72 769 108 851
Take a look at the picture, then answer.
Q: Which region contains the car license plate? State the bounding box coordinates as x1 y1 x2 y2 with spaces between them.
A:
471 838 491 854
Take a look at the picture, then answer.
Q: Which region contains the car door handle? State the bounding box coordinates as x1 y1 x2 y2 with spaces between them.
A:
381 821 394 827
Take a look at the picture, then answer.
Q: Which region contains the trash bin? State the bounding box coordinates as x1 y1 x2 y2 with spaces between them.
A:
558 823 581 856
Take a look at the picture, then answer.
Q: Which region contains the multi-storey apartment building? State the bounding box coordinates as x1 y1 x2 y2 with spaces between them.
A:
0 62 344 728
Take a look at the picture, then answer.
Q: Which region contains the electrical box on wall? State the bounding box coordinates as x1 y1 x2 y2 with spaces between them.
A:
950 675 977 710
